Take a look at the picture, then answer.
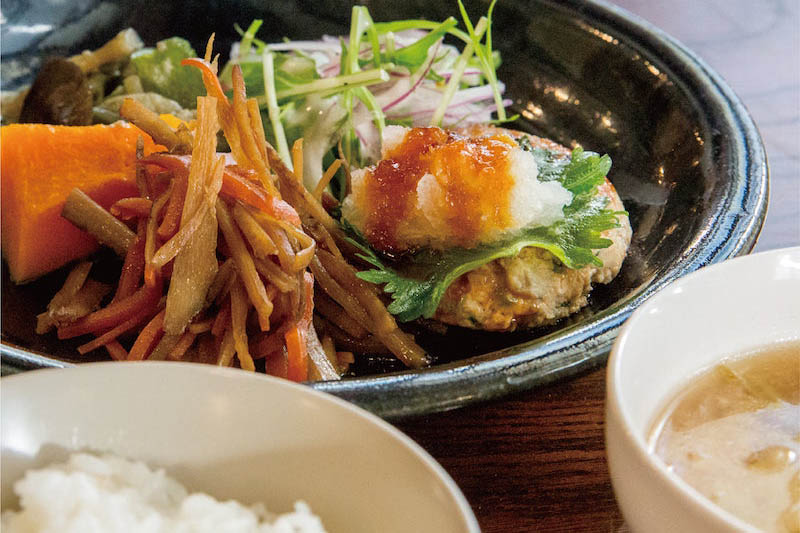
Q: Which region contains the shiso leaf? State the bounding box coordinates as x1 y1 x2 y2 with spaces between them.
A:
390 17 458 69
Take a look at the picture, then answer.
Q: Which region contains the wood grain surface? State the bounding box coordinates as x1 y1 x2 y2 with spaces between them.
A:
396 1 799 530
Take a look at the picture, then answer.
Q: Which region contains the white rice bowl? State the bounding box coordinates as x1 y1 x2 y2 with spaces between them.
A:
1 453 325 533
0 363 479 533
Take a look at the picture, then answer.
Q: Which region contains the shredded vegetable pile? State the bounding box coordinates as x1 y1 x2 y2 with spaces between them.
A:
15 2 509 378
5 1 628 377
225 1 510 198
36 40 428 380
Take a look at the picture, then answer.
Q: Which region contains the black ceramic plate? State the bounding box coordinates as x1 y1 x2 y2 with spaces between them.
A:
1 0 767 418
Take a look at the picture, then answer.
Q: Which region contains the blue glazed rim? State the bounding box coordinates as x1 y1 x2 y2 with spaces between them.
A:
0 0 768 418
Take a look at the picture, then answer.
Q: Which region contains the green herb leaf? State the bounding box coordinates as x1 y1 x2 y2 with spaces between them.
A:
457 0 505 120
346 145 625 321
226 52 319 99
223 8 511 198
390 17 458 69
237 20 264 56
130 37 206 109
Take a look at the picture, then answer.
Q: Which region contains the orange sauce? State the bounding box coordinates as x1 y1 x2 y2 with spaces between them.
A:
363 127 516 252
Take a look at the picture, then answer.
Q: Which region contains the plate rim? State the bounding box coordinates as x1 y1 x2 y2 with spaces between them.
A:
0 0 769 418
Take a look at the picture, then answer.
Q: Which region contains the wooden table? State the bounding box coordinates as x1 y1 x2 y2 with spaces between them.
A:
396 1 799 530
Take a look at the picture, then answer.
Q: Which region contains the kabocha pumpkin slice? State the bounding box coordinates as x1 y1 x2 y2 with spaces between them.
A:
1 123 165 282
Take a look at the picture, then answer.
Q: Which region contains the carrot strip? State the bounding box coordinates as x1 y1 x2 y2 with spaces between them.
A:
250 272 312 359
249 324 289 358
181 57 249 171
231 65 273 191
168 330 197 361
222 167 300 225
113 233 145 303
105 340 128 361
188 319 213 334
144 170 171 201
142 154 301 226
291 139 304 184
233 203 278 258
247 98 268 165
211 299 231 337
313 159 343 200
216 326 236 367
144 182 172 286
216 200 273 331
57 277 163 339
180 58 229 106
157 170 188 240
264 348 289 378
127 309 166 361
285 325 308 382
230 278 255 371
76 307 152 354
110 197 153 220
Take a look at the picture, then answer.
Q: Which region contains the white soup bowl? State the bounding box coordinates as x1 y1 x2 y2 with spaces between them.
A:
606 247 800 532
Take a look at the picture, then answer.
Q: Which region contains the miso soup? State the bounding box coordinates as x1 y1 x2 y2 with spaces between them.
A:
650 341 800 533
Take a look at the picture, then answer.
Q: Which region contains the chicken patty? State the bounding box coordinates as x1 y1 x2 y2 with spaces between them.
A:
343 125 632 331
434 177 631 331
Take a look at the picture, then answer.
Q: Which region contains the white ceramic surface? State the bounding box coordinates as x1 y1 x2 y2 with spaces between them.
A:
605 247 800 533
1 363 479 533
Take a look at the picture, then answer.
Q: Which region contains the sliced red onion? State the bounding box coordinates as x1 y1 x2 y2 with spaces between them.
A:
382 41 441 112
321 63 342 77
439 69 483 80
384 85 498 119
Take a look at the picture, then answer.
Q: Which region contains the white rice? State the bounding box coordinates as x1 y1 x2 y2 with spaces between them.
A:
1 453 327 533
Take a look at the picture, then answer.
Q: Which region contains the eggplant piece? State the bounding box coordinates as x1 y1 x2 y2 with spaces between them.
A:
19 58 93 125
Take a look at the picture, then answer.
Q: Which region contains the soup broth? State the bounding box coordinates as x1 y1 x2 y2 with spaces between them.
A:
650 341 800 533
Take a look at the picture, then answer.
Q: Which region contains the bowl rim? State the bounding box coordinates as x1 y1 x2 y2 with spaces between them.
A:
0 0 769 418
606 247 800 532
1 360 481 532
